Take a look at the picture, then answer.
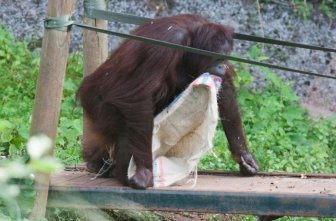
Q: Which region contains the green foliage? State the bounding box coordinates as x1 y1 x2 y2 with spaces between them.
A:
0 26 39 159
292 0 312 20
0 25 83 165
290 0 336 19
247 44 269 62
0 135 62 220
319 0 336 19
200 44 336 176
0 25 81 220
260 0 335 20
54 53 83 165
1 26 336 221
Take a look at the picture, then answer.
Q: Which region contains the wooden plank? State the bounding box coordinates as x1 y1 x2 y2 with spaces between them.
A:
82 0 108 157
48 171 336 217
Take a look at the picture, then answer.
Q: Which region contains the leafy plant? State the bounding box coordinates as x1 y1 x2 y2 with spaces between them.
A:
292 0 312 20
0 25 83 165
260 0 335 20
55 52 84 165
200 44 336 175
0 135 63 220
0 25 39 159
319 0 336 19
1 25 336 221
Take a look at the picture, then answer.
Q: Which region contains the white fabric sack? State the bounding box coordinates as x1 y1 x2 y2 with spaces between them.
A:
128 73 222 188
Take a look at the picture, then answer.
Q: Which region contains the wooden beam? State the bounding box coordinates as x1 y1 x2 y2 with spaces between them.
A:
48 171 336 218
29 0 76 219
82 0 108 154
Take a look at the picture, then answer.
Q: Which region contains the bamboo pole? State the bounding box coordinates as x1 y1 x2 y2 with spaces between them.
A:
82 1 108 153
29 0 76 219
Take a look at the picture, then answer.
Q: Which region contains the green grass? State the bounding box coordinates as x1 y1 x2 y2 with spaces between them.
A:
199 44 336 175
261 0 336 20
199 62 336 174
0 25 83 165
0 25 335 221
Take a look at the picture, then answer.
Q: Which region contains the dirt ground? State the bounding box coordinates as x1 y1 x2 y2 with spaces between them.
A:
154 211 245 221
301 57 336 120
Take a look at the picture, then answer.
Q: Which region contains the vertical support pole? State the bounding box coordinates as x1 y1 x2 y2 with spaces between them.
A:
29 0 76 219
82 0 108 153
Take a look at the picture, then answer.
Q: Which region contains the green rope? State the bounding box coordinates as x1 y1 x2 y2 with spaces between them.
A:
234 33 336 53
85 9 148 25
73 22 336 80
42 15 336 80
83 0 106 12
84 8 336 53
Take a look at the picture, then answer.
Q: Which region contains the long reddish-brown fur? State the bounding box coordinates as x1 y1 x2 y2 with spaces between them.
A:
77 14 258 189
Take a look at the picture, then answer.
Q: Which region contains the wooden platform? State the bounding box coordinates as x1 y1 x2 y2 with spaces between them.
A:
48 170 336 217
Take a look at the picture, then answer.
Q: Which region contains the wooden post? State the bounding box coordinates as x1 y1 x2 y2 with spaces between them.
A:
82 0 108 153
29 0 76 219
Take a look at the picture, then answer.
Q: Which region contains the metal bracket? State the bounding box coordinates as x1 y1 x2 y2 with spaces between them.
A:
84 0 107 16
44 15 74 32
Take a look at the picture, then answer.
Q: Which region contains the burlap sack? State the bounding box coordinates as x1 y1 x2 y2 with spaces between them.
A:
128 73 222 187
